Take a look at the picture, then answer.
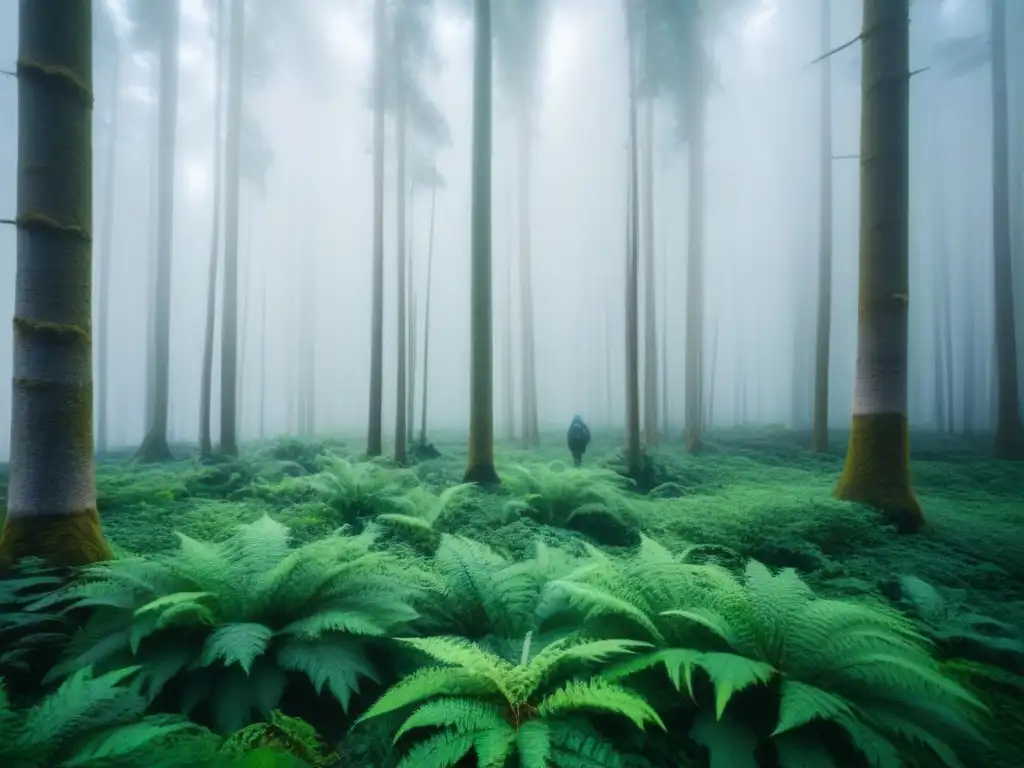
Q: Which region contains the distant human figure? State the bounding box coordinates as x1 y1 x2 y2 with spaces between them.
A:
567 415 592 468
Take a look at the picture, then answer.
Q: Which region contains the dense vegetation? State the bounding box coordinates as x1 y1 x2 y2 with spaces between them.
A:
1 429 1021 767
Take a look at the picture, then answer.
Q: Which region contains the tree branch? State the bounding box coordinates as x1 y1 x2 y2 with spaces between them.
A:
832 154 859 160
0 68 16 78
909 66 929 78
807 34 862 68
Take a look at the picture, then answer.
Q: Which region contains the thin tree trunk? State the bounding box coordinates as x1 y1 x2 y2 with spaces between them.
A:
641 7 658 447
811 0 833 452
419 184 437 444
259 263 267 439
518 115 540 448
990 0 1024 458
463 0 499 485
394 53 409 466
96 45 120 455
199 0 225 456
834 0 923 532
367 0 386 456
218 0 245 456
407 188 416 445
706 316 719 431
661 230 669 434
503 185 515 439
683 19 706 453
0 0 114 566
137 0 180 462
623 2 642 473
237 207 255 437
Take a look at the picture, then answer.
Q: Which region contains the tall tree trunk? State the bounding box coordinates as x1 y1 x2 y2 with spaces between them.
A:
463 0 499 485
407 189 416 445
259 264 267 439
238 209 256 435
989 0 1024 458
96 43 120 455
199 0 225 457
503 204 515 440
961 259 977 433
623 3 642 474
0 0 114 567
367 0 386 456
660 230 669 434
218 0 245 455
834 0 923 532
642 9 658 448
706 316 719 431
394 57 408 466
811 0 834 452
144 107 157 437
137 0 180 462
517 114 540 448
683 20 706 453
419 184 437 445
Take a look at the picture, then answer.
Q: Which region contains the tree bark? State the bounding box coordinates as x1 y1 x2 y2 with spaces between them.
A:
419 184 437 445
394 56 409 465
624 1 642 473
217 0 245 456
0 0 113 567
811 0 833 453
834 0 923 532
517 113 540 448
367 0 386 456
641 7 658 448
137 0 180 462
683 18 706 453
199 0 225 457
989 0 1024 458
463 0 499 485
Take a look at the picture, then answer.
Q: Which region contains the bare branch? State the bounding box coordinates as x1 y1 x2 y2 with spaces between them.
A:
0 68 16 78
832 154 859 160
0 218 15 226
807 34 862 68
909 66 929 78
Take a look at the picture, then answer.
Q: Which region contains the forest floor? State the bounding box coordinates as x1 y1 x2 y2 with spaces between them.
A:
1 426 1022 766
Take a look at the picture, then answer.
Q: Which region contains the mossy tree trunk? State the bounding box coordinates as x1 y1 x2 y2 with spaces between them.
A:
394 43 409 466
683 17 706 454
623 0 642 474
218 0 246 456
463 0 499 486
811 0 834 453
200 0 225 457
834 0 923 533
989 0 1024 459
0 0 114 568
95 37 120 456
419 184 437 445
367 0 387 457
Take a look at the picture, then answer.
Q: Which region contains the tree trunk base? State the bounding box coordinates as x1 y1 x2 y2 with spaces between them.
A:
219 441 239 458
0 507 113 569
463 463 500 486
993 418 1024 461
685 429 704 454
811 425 829 453
834 413 924 533
136 430 174 463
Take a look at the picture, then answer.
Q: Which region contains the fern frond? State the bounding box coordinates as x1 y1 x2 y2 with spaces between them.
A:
396 729 477 768
538 678 665 731
199 623 273 674
696 652 776 719
393 697 508 741
357 665 499 723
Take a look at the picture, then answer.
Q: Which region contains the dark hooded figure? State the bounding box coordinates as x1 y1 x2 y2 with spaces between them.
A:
567 414 592 467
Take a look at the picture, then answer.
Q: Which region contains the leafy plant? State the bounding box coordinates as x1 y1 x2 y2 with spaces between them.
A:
0 559 74 686
552 541 988 767
35 516 423 733
0 665 219 767
356 632 664 767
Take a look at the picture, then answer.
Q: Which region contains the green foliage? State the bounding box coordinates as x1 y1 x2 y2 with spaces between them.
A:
38 517 423 734
502 461 639 541
0 665 220 767
554 543 988 767
220 710 338 766
357 632 664 767
0 559 74 686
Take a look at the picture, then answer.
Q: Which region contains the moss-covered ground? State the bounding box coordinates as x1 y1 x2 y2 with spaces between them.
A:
1 425 1021 767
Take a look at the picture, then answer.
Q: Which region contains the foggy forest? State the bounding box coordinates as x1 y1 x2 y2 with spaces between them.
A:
0 0 1022 766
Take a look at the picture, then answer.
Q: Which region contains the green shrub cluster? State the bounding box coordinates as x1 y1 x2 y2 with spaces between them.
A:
2 516 989 768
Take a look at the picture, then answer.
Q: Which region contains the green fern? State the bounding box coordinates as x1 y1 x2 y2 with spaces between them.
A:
552 542 988 767
36 516 424 734
357 632 664 767
501 461 637 529
0 559 74 684
0 666 219 767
